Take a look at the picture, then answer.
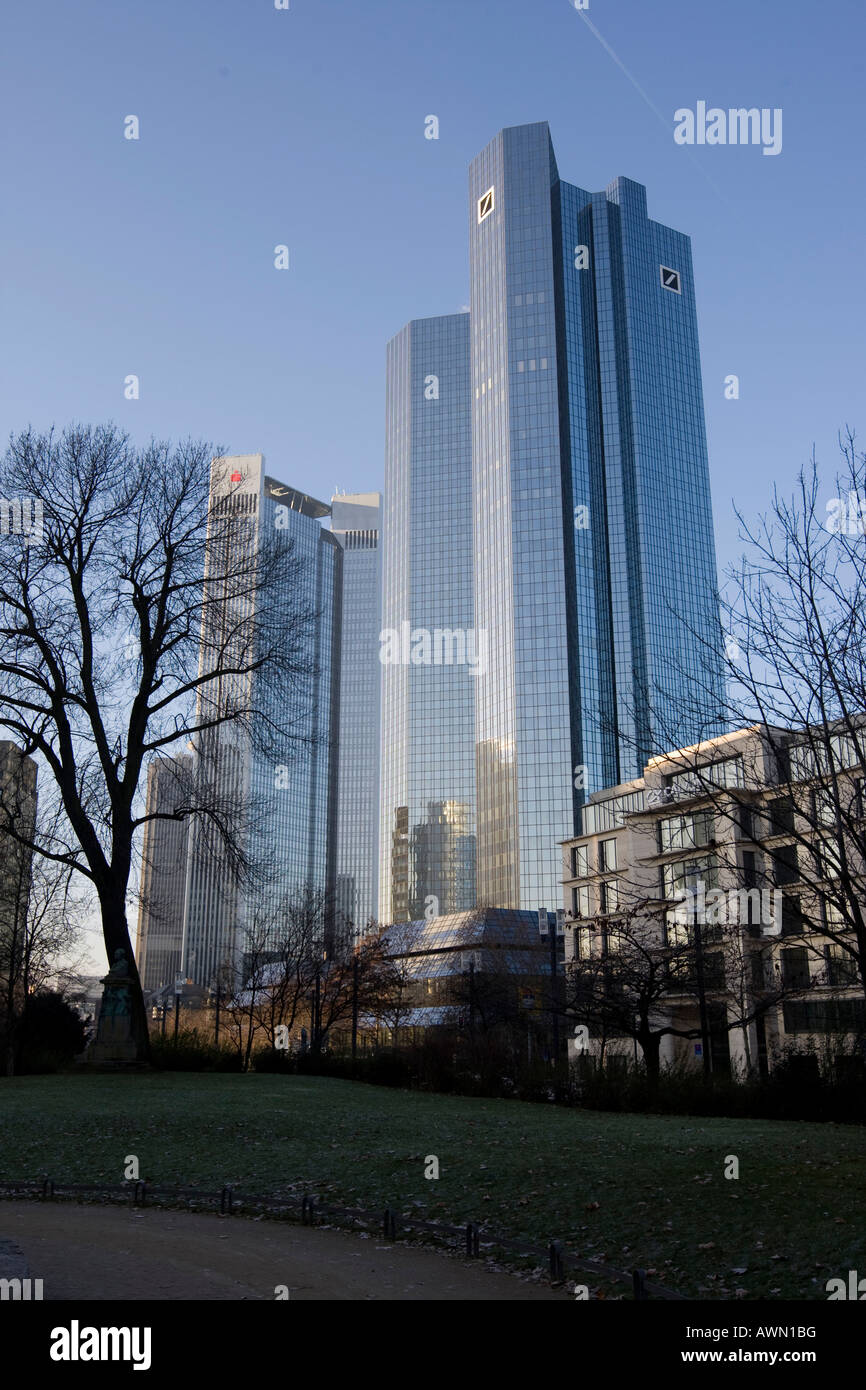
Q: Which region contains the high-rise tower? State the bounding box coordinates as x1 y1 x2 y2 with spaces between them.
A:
468 122 724 909
378 315 477 924
180 455 341 986
135 754 191 991
382 124 724 918
331 492 382 940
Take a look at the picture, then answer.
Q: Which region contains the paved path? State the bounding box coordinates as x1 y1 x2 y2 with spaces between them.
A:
1 1202 565 1301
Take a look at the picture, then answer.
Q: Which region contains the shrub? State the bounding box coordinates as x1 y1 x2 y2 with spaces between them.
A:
150 1029 243 1072
15 992 88 1074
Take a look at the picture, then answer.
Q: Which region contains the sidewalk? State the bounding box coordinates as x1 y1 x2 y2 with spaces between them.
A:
1 1201 566 1301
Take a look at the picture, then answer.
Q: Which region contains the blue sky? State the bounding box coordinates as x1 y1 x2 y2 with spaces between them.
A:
2 0 865 580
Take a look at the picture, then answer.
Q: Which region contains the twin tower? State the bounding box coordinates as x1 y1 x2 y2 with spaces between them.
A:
140 122 724 992
379 120 723 926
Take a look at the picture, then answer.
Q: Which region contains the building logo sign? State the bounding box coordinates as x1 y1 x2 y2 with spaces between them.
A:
660 266 682 294
477 187 495 223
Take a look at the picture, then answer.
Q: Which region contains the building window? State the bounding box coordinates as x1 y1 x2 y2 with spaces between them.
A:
812 787 839 828
815 836 843 881
662 855 719 899
825 945 858 987
783 998 866 1034
572 885 592 919
750 951 766 992
667 756 744 802
741 850 758 889
599 837 617 871
599 879 619 914
573 925 593 959
738 804 755 841
781 894 805 935
780 946 810 990
659 810 714 853
764 796 795 836
821 893 845 929
570 844 589 878
773 843 799 886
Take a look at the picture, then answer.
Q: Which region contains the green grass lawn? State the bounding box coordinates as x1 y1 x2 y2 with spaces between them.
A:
1 1072 864 1299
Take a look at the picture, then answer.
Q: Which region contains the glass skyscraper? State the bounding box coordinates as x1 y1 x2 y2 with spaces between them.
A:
379 315 477 924
331 492 381 940
180 455 341 987
470 121 724 910
135 753 191 991
381 123 724 921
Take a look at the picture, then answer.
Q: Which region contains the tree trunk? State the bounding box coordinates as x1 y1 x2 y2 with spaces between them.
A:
639 1029 661 1084
99 886 151 1065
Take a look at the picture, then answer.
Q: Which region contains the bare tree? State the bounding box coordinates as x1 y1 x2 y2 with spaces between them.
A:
246 888 323 1051
640 431 866 1008
0 827 83 1075
0 424 315 1061
566 894 808 1081
371 920 422 1038
315 927 396 1051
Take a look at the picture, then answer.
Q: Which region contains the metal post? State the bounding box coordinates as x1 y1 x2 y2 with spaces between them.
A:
469 958 475 1035
173 991 180 1041
351 952 359 1060
214 983 221 1046
313 967 321 1054
693 919 712 1082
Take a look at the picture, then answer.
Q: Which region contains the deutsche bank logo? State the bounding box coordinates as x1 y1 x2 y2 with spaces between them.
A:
660 265 681 294
477 187 495 223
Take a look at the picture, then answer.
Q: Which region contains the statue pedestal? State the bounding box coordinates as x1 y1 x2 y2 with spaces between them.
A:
85 950 144 1067
89 1015 139 1064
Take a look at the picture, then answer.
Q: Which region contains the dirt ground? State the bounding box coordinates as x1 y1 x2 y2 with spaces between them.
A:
1 1201 566 1301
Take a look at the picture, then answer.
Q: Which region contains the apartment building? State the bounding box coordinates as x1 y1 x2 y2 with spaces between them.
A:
561 724 865 1079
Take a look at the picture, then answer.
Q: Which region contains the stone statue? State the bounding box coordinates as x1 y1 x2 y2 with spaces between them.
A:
100 950 132 1017
87 948 138 1064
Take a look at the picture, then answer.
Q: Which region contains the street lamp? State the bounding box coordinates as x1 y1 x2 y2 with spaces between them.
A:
538 908 561 1070
173 972 184 1042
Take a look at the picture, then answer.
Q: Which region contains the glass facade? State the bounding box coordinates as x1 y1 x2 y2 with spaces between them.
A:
331 493 381 941
379 315 476 923
382 907 548 979
135 754 191 991
469 122 724 911
181 455 340 986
